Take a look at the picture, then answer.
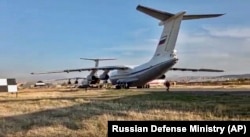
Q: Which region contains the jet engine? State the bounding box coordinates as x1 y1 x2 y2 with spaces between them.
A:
67 79 72 85
99 73 109 80
157 75 166 79
87 74 99 84
74 79 78 84
99 70 110 80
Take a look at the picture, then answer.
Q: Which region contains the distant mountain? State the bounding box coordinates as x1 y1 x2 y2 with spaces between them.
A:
167 73 250 82
215 74 250 79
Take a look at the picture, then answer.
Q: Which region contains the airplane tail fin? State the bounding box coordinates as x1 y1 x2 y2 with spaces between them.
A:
136 5 224 61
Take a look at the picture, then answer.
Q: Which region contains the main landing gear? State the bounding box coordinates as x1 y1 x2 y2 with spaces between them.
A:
136 84 150 89
115 82 130 89
115 82 150 89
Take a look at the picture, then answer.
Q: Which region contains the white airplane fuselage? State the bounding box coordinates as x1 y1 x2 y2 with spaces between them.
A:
108 10 184 87
109 57 178 87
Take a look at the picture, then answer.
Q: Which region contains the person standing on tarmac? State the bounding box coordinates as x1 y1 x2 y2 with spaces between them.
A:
164 80 170 92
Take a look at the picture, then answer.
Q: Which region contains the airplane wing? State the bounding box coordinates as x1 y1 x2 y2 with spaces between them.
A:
55 77 86 81
169 67 224 72
31 66 129 75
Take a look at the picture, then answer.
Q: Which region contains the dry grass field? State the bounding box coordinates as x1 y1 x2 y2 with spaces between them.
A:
0 87 249 137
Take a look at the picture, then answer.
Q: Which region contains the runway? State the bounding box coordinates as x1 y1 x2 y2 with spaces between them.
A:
119 86 250 95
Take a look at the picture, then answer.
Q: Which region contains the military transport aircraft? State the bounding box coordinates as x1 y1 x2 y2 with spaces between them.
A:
31 5 225 89
51 58 116 87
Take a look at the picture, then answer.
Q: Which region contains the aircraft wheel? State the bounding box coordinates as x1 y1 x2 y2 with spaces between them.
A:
137 86 142 89
120 83 124 89
125 83 130 89
116 85 121 89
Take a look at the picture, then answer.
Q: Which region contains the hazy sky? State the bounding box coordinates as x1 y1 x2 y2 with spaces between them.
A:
0 0 249 82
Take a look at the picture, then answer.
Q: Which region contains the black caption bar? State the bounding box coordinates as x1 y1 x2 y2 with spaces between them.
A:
108 121 249 137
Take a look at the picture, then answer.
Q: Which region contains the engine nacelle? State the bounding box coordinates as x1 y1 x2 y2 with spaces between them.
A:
157 75 166 79
87 75 99 84
99 73 109 80
87 75 93 81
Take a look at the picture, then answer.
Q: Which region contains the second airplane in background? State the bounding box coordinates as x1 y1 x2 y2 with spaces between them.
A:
51 58 116 87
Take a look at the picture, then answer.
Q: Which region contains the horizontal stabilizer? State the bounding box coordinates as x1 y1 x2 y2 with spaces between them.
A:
136 5 224 21
80 58 116 68
170 67 224 72
183 14 225 20
80 58 116 61
136 5 173 21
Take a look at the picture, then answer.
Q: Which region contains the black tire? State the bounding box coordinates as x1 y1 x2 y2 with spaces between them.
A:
137 86 142 89
125 83 130 89
116 85 121 89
